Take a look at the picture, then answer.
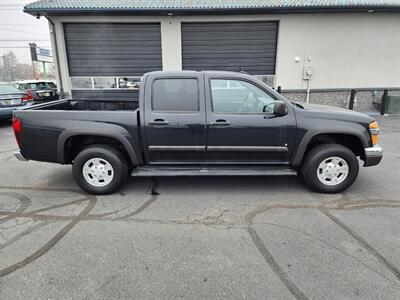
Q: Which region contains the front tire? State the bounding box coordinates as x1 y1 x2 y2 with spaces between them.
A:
72 145 128 195
300 143 359 193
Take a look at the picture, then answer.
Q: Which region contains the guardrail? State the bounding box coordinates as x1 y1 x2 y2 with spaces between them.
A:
276 86 400 114
342 88 400 115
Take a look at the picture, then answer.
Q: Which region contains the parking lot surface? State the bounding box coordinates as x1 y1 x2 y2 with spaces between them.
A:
0 115 399 300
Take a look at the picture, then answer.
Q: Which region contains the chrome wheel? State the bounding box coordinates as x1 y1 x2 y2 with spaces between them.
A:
82 158 114 187
317 156 349 186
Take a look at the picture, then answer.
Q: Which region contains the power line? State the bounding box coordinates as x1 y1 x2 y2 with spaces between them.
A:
1 39 51 41
0 27 49 36
0 46 32 48
0 45 51 48
0 4 24 8
0 24 47 27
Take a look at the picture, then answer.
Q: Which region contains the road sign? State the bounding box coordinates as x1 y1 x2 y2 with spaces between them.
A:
29 43 53 63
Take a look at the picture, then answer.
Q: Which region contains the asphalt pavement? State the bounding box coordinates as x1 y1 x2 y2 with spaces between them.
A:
0 115 399 300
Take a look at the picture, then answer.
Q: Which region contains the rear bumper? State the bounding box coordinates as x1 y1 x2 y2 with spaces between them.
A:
0 103 33 119
14 150 28 161
363 145 383 167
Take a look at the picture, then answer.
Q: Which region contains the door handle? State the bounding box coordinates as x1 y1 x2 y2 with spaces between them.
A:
210 119 230 126
149 119 169 126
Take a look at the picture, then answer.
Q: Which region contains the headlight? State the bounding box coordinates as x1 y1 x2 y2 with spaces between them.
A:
369 121 380 145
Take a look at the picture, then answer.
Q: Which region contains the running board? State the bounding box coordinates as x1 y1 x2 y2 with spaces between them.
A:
131 166 297 177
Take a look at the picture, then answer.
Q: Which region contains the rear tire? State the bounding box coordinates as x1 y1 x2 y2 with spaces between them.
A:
72 145 128 195
300 143 359 193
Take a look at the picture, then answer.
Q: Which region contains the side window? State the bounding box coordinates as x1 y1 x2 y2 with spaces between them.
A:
210 79 276 114
152 78 199 112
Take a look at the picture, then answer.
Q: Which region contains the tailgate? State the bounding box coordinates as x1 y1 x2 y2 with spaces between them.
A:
13 101 69 163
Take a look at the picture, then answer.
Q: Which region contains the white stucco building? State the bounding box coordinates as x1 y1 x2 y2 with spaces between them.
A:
24 0 400 111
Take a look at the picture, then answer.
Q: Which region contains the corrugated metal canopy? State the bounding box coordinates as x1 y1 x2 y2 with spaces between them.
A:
24 0 400 15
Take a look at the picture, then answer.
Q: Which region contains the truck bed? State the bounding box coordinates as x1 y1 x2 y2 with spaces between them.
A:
14 99 141 164
27 99 139 112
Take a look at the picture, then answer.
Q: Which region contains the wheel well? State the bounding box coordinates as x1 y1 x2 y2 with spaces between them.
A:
64 135 130 164
304 133 364 159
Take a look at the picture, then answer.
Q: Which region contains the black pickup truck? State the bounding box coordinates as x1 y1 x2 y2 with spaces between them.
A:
12 71 383 195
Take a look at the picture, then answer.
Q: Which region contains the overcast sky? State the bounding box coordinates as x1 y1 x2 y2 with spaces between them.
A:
0 0 51 64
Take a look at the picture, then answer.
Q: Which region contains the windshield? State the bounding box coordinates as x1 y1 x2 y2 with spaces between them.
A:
0 83 23 94
26 82 57 90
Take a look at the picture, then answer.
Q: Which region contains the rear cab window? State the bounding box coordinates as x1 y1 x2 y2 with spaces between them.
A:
152 78 199 112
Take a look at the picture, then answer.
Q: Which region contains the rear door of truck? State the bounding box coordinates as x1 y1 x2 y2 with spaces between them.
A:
142 72 207 164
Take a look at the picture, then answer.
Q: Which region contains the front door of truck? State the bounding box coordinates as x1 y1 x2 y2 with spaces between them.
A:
205 76 295 164
143 73 206 164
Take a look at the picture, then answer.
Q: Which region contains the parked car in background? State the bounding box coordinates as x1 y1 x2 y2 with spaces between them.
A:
0 83 33 120
13 80 59 103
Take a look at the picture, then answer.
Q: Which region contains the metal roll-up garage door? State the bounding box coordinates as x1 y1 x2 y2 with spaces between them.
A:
64 23 162 102
182 22 278 75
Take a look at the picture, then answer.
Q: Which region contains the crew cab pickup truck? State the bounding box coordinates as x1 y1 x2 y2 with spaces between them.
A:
12 71 383 195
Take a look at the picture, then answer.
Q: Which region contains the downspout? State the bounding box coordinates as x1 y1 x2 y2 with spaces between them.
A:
45 16 64 98
305 78 311 103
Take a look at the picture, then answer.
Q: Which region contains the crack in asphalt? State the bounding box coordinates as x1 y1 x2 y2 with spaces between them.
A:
84 178 160 220
244 198 400 300
0 179 162 278
28 197 89 214
0 221 50 250
0 194 97 278
0 192 32 224
115 178 160 220
0 186 83 193
81 275 119 300
321 209 400 282
1 184 400 299
254 221 400 286
0 193 97 278
248 226 310 300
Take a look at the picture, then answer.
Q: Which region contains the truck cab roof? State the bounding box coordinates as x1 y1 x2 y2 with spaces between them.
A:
146 70 253 77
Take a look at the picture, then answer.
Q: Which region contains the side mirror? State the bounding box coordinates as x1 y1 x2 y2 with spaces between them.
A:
273 100 288 116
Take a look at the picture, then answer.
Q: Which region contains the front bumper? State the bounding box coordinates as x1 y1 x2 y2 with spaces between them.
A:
14 150 28 161
363 145 383 167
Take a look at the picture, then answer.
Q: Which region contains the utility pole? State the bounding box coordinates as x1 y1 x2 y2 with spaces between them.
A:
32 61 37 79
29 43 37 79
43 62 47 80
